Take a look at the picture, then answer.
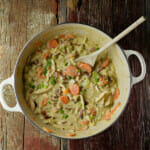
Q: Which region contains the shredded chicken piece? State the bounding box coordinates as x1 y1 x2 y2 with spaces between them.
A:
95 91 110 102
33 87 52 95
80 95 85 110
46 59 56 81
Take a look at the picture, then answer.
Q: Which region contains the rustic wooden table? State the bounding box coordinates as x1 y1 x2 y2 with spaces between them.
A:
0 0 149 150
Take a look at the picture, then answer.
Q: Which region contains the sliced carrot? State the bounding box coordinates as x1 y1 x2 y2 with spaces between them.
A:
89 108 96 116
102 111 111 120
102 102 121 120
70 84 80 95
65 34 74 39
113 88 120 100
43 51 50 59
37 67 46 79
43 127 52 133
68 54 77 58
99 77 108 86
60 95 69 104
78 63 92 73
47 39 58 48
63 88 70 94
34 41 42 47
41 97 49 106
100 58 109 70
58 34 65 39
65 65 78 77
111 102 121 114
78 128 87 131
81 120 89 125
68 133 76 137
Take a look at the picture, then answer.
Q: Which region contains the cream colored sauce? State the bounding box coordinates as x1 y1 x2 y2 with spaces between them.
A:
23 34 118 136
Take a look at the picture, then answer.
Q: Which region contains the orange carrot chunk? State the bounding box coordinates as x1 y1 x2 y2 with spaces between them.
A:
58 34 65 39
60 95 69 104
42 97 49 106
68 133 76 137
111 102 121 114
68 54 77 58
89 108 96 116
78 128 87 131
43 51 50 59
37 68 46 79
102 102 121 120
43 127 52 133
65 34 74 39
113 88 120 100
65 65 78 77
78 63 92 73
34 41 42 47
102 111 111 120
47 39 58 48
99 77 108 86
100 58 109 70
81 120 89 125
63 88 70 94
70 84 80 95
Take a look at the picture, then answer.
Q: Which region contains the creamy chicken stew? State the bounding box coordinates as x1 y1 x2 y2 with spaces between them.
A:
23 34 120 137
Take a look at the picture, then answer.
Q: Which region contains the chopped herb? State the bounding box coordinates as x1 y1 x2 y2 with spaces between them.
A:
50 76 56 85
93 71 100 83
43 67 47 76
82 89 87 92
80 86 83 89
81 115 84 120
77 69 81 72
61 46 66 50
79 103 82 106
48 101 52 104
46 58 51 67
63 114 68 119
55 100 58 103
41 83 48 89
80 89 87 95
90 115 94 120
59 109 64 114
35 84 41 90
28 83 35 89
65 62 68 66
66 75 71 79
96 47 99 51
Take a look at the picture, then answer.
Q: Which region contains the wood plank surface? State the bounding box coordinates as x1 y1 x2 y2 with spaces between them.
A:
0 0 149 150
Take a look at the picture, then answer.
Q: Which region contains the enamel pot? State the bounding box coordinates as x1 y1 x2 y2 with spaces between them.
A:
0 24 146 139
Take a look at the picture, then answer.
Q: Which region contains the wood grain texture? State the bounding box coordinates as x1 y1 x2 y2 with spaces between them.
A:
0 0 149 150
0 0 60 150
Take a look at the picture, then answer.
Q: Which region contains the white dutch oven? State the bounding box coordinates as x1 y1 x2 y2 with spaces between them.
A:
0 24 146 139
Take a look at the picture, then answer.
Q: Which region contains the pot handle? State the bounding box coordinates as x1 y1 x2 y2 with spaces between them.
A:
124 50 146 86
0 75 22 112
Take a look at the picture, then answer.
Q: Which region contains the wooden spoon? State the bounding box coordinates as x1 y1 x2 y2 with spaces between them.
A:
76 16 146 66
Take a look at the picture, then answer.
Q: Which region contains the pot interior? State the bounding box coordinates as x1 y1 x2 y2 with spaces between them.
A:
14 24 131 139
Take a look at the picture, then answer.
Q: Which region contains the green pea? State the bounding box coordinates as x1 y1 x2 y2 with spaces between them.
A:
63 114 68 119
50 76 56 85
59 109 64 114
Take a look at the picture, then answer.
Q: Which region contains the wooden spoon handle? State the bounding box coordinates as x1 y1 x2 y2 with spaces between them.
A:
96 16 146 55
